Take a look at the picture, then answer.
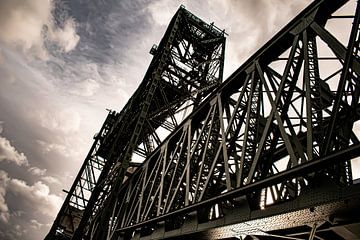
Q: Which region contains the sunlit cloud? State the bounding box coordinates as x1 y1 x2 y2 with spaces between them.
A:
0 133 28 167
0 0 80 60
0 170 9 224
0 170 63 239
69 78 100 97
37 109 81 134
28 167 47 176
7 178 62 217
47 18 80 53
41 176 61 186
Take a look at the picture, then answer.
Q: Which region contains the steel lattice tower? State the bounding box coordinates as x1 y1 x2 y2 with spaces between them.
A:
46 6 226 240
47 0 360 239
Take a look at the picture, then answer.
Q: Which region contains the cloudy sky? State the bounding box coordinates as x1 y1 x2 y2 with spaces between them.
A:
1 0 358 239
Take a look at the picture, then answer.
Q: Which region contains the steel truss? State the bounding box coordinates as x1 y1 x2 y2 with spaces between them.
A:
47 0 360 239
46 6 226 240
113 0 360 239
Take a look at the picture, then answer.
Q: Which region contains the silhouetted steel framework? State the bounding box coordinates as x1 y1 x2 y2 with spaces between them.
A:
47 0 360 239
46 5 226 240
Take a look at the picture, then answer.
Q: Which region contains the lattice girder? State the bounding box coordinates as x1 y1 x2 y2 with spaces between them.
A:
113 0 360 239
46 6 226 240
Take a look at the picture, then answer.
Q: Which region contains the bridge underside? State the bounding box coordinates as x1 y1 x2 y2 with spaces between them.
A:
47 0 360 239
138 181 360 240
116 0 360 238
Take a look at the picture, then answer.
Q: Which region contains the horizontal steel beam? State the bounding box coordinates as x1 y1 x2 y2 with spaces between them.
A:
117 143 360 232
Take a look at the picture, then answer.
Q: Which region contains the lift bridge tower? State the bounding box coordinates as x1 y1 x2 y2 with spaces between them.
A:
46 5 226 240
47 0 360 239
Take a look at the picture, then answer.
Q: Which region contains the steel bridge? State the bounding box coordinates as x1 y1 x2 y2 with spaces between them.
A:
47 0 360 239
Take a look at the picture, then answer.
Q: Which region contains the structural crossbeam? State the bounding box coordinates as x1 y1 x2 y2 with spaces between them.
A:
46 0 360 239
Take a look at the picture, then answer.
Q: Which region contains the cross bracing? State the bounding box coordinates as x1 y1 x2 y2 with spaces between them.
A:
46 5 226 240
47 0 360 239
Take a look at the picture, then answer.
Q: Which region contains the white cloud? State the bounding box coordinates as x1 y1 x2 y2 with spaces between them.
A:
41 176 62 185
36 140 69 157
48 18 80 53
38 108 81 134
41 176 61 186
35 137 88 166
0 0 51 59
207 0 311 77
30 219 44 229
69 78 100 97
0 135 28 167
147 1 181 26
0 170 9 223
0 0 80 59
29 219 50 230
0 170 63 239
28 167 47 176
0 171 62 219
7 178 62 218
